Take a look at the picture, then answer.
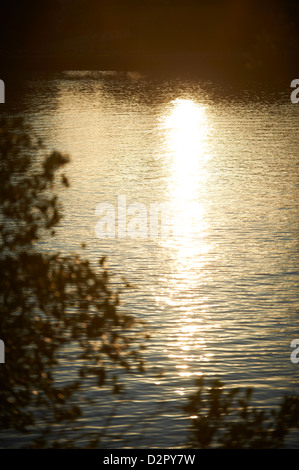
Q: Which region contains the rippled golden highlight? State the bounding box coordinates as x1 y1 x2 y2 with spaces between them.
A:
160 98 214 378
162 98 211 241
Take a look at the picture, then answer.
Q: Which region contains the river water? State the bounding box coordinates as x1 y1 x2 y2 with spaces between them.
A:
2 71 299 448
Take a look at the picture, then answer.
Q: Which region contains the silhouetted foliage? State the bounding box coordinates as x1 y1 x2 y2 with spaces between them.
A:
183 377 299 448
0 118 145 447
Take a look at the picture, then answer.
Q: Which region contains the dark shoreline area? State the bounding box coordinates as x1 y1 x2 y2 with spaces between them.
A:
1 50 297 87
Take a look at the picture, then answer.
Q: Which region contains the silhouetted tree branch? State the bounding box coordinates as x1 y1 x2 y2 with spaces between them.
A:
183 377 299 448
0 117 146 447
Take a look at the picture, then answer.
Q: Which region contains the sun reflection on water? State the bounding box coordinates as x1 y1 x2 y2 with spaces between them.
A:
161 97 212 281
160 98 214 378
162 99 211 247
164 99 210 158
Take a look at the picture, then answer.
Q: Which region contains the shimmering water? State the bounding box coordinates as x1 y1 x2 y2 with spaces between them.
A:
3 71 299 447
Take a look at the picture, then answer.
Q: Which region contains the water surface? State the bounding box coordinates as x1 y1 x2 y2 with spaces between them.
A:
3 71 299 447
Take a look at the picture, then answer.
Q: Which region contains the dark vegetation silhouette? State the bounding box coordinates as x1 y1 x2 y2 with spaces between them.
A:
0 118 298 448
0 117 147 447
184 377 299 448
